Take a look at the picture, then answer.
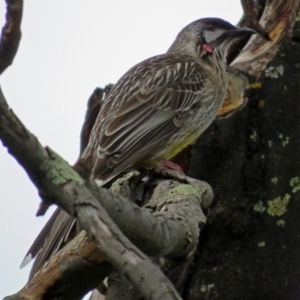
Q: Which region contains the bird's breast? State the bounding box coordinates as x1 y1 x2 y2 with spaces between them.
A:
141 71 227 167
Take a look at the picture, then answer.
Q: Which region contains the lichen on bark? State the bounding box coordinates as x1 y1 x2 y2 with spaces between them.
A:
40 147 84 186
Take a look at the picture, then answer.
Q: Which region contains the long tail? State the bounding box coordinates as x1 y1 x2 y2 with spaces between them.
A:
20 208 75 279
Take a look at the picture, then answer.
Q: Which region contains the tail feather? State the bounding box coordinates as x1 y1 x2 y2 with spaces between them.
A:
20 208 76 279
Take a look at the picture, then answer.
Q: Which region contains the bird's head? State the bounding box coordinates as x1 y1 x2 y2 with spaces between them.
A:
168 17 256 60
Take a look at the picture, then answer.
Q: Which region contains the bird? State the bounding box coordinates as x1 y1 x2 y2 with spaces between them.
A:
21 17 256 276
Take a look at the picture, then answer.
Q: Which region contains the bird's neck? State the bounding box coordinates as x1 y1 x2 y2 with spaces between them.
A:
167 38 206 59
202 48 227 76
168 42 227 68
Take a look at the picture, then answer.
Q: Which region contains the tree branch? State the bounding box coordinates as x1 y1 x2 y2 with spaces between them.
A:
0 0 23 74
0 2 210 297
239 0 270 40
232 0 300 77
0 84 211 299
216 67 249 117
4 232 113 300
0 86 187 299
7 176 209 299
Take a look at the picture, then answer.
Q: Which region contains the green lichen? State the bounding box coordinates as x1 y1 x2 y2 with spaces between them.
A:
164 184 202 203
290 177 300 193
296 8 300 21
156 184 202 208
267 194 290 217
278 134 289 146
258 100 265 108
200 284 215 293
253 201 266 213
40 148 84 186
109 171 138 193
258 241 266 247
277 219 285 227
282 136 289 147
265 65 284 78
271 177 278 184
250 130 257 141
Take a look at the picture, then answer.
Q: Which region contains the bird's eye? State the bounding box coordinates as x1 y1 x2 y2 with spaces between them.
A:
207 25 215 31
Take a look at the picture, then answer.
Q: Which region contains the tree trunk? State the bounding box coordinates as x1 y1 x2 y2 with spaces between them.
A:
186 14 300 300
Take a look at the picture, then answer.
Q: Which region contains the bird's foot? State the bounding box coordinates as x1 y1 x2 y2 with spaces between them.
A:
151 159 186 184
155 159 184 174
151 160 214 208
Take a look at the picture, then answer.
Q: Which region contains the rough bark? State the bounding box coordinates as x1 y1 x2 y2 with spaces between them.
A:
0 83 211 299
185 4 300 300
4 175 208 300
0 0 23 74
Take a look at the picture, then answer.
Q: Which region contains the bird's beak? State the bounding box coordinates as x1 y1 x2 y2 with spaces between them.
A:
225 27 257 38
213 27 256 46
215 27 257 45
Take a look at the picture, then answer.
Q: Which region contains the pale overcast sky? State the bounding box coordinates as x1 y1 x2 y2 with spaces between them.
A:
0 1 242 297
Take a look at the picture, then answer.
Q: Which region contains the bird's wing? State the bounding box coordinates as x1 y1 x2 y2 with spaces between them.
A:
21 57 208 276
89 56 208 181
20 208 75 277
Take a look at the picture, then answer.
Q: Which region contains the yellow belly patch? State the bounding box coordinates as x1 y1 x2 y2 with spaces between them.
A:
139 129 201 168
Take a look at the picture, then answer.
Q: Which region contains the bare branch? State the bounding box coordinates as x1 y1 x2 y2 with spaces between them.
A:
0 85 210 299
0 0 23 74
239 0 270 40
5 232 112 300
232 0 300 77
240 0 267 23
216 67 249 117
6 174 209 299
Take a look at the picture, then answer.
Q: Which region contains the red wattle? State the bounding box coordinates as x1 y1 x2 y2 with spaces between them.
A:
203 44 213 53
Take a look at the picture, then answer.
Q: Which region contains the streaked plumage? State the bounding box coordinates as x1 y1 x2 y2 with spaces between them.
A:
21 18 256 276
81 18 255 184
82 54 225 184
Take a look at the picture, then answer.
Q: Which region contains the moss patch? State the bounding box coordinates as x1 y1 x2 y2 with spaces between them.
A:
163 184 202 204
40 148 84 186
